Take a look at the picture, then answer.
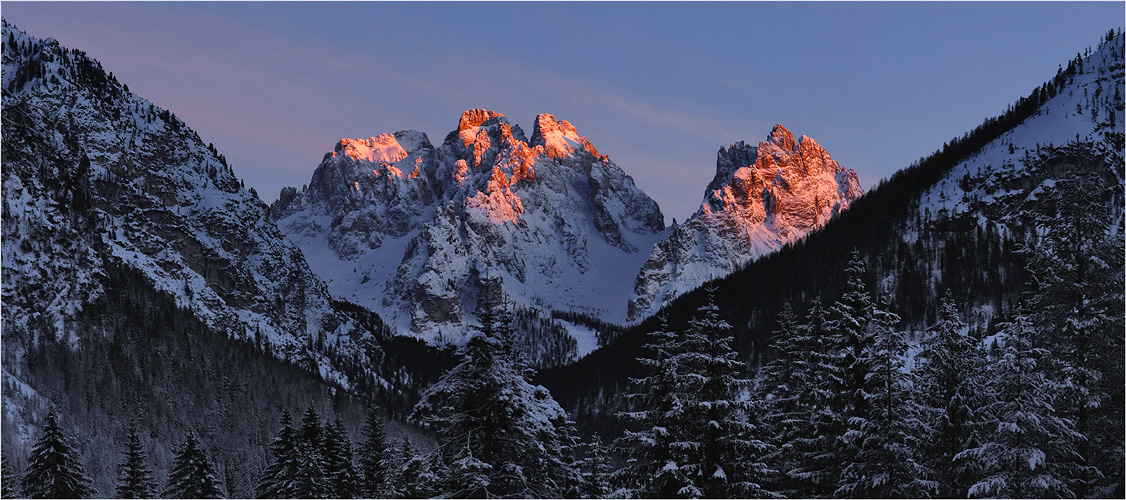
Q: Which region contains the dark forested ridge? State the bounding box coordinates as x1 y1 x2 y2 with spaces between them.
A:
538 28 1125 475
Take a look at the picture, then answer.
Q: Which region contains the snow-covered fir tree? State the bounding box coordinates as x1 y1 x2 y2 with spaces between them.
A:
2 450 21 499
291 445 328 500
410 299 583 498
1023 169 1125 496
322 415 359 498
164 431 224 499
113 422 157 499
777 298 844 497
257 411 299 498
293 408 329 499
614 317 687 497
390 439 439 499
618 293 776 499
357 408 389 498
577 434 614 499
837 298 933 497
760 302 833 496
833 250 876 422
915 292 988 497
21 409 95 499
959 312 1082 498
675 290 775 498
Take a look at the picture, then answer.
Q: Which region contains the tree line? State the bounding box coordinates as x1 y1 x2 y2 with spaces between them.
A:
9 200 1119 498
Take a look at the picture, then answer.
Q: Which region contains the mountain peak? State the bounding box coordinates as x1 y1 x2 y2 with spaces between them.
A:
458 108 507 132
629 124 863 320
274 108 664 340
767 123 797 151
334 132 430 164
530 113 600 159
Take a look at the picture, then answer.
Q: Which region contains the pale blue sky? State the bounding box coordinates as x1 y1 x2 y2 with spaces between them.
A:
4 2 1122 221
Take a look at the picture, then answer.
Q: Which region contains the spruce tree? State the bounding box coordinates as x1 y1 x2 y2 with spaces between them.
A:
293 407 328 499
761 299 844 498
834 250 876 420
800 250 874 495
1023 172 1124 496
395 446 439 499
781 299 843 498
837 299 932 497
614 317 688 497
357 408 388 498
578 435 614 499
113 422 157 499
2 449 20 499
410 299 582 498
164 431 224 499
257 410 298 498
676 291 774 498
322 415 358 498
21 409 95 499
291 445 328 500
915 292 988 497
959 312 1081 498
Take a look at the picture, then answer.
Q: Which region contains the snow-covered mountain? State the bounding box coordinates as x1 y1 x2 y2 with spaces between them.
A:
1 19 384 393
628 125 863 321
272 109 665 343
548 30 1125 440
913 45 1124 231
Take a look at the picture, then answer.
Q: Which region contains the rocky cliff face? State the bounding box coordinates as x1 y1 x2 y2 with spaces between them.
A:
628 125 863 320
272 109 664 341
1 19 381 390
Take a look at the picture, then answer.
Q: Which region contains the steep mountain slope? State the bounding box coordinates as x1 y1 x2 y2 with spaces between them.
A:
543 30 1124 436
0 19 389 390
628 125 862 320
272 110 665 344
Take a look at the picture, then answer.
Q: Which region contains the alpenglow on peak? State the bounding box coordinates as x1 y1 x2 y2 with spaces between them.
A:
272 109 664 353
628 124 864 321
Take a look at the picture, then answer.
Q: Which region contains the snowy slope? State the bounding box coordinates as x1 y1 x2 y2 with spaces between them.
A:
628 125 863 321
913 40 1124 232
1 19 385 393
273 110 665 343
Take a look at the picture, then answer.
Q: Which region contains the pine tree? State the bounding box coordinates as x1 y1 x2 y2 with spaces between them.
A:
257 410 299 498
21 409 95 499
676 291 775 498
959 312 1082 498
322 415 358 498
915 292 989 497
2 449 22 499
760 303 810 495
395 447 439 499
834 250 876 420
837 299 932 497
297 407 324 450
293 407 328 499
113 422 156 499
357 408 388 498
410 299 582 498
1023 172 1125 496
618 293 776 498
577 435 614 499
164 431 224 499
614 317 689 497
795 250 874 495
292 444 328 500
780 299 843 498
